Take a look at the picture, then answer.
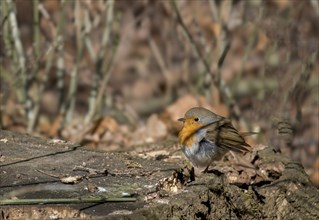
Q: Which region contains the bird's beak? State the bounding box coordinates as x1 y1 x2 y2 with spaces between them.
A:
178 118 186 122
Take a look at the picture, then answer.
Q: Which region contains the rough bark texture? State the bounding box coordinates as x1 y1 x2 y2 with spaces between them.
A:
0 130 318 219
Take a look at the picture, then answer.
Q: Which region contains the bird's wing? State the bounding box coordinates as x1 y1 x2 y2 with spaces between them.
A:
205 119 251 153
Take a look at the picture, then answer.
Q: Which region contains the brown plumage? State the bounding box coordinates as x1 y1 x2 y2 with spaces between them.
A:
205 118 251 153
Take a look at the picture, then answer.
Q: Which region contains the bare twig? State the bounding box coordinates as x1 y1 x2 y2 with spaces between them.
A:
64 1 84 124
0 197 136 205
56 0 66 113
36 169 60 179
148 37 172 98
171 0 213 83
171 0 241 121
27 0 41 133
28 3 59 134
73 165 108 175
1 1 11 57
209 0 219 22
83 10 96 61
6 0 26 103
85 0 116 125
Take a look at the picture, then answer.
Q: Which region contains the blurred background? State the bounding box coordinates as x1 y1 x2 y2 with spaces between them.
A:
0 0 318 185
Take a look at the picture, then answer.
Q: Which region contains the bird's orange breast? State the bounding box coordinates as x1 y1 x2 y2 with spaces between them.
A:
178 121 203 147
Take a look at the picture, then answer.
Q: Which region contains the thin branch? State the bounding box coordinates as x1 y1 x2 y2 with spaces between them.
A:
27 0 41 133
217 42 231 69
171 0 241 120
85 0 115 125
148 37 172 98
64 1 85 124
83 10 96 61
0 197 136 205
6 0 26 103
56 0 66 113
209 0 219 22
171 0 214 83
28 3 59 134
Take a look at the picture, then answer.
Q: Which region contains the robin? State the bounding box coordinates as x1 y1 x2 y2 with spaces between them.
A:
178 107 251 173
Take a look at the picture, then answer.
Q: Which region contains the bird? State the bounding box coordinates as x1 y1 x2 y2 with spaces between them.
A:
178 107 251 173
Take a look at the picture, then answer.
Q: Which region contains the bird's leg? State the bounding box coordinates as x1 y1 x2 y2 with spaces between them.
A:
203 165 210 173
181 160 193 171
187 166 195 182
205 162 218 173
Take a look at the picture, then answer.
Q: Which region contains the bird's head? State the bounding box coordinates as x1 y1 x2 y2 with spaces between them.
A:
178 107 221 145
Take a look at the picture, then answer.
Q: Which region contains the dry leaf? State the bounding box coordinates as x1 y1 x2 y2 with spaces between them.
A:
125 160 142 169
310 171 319 188
270 0 290 9
156 171 185 193
165 95 212 121
255 31 269 52
49 113 64 138
146 114 167 141
60 175 84 184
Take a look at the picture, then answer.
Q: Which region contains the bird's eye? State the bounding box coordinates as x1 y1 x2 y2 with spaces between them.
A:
194 118 199 122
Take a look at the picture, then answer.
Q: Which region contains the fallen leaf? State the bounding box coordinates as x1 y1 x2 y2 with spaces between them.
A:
146 114 167 141
60 175 84 184
125 160 142 169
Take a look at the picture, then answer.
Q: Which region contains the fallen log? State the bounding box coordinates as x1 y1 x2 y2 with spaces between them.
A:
0 130 318 219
